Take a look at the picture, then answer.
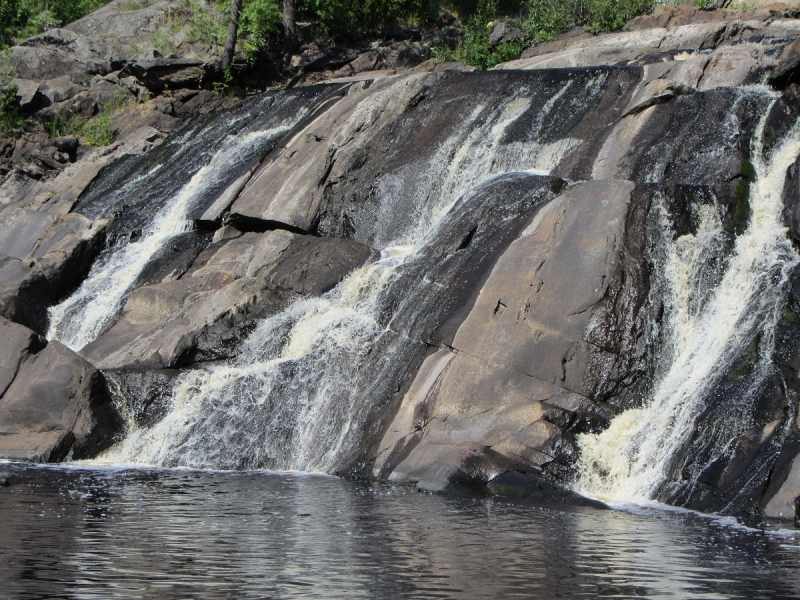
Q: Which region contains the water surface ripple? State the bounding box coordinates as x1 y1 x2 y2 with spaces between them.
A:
1 464 798 599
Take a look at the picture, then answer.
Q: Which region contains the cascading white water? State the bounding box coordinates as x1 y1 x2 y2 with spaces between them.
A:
573 98 800 502
105 80 591 471
47 126 289 351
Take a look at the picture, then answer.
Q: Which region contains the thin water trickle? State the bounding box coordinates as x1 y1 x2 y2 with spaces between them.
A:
574 98 800 502
47 127 290 351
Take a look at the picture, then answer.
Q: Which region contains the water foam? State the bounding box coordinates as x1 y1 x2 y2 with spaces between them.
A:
47 127 289 351
106 80 587 472
574 100 800 502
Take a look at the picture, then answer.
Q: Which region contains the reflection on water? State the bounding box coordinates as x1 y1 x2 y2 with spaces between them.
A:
1 463 799 599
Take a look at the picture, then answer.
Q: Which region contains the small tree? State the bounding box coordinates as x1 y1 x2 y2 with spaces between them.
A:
283 0 300 53
221 0 244 69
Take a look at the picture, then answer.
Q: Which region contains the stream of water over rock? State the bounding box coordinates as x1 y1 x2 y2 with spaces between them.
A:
47 126 290 350
30 69 800 522
574 97 800 503
101 82 584 471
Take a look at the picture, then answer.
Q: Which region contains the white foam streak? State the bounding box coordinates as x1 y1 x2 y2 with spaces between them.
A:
47 127 289 351
107 79 589 472
574 106 800 502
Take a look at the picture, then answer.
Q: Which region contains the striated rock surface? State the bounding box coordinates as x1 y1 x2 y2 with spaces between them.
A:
2 0 800 525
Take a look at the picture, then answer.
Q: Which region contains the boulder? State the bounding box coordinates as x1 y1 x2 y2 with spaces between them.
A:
0 317 45 397
765 449 800 520
38 76 84 106
489 22 525 46
12 29 125 82
769 34 800 88
380 41 431 70
499 18 800 73
0 207 110 333
124 58 207 93
373 180 635 490
301 47 360 72
64 0 177 46
0 340 119 462
11 79 42 113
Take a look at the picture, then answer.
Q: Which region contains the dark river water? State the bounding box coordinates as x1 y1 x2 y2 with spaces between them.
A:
1 462 799 599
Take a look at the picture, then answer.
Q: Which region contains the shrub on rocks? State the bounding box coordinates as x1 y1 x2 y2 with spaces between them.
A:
0 49 23 133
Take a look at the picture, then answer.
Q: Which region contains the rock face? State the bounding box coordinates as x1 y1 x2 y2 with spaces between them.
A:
3 1 800 524
0 206 109 333
81 232 377 371
0 318 118 462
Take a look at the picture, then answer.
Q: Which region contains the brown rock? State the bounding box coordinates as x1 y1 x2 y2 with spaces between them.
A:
0 317 45 397
0 341 119 462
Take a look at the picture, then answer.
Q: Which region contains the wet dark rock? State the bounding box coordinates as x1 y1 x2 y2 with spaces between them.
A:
584 88 766 186
485 470 609 509
0 471 10 486
783 154 800 244
770 36 800 89
763 84 800 158
135 230 213 289
106 369 183 429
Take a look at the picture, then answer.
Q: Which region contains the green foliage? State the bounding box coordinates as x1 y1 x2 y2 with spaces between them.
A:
299 0 440 37
434 0 525 70
236 0 442 56
212 65 233 94
1 0 113 46
152 0 227 55
516 0 582 42
1 0 29 47
696 0 714 8
44 91 129 146
116 0 153 11
0 49 24 133
583 0 654 33
80 111 114 146
239 0 283 58
433 0 656 69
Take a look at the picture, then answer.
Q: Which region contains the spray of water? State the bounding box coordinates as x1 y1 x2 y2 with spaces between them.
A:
105 81 589 471
573 101 800 502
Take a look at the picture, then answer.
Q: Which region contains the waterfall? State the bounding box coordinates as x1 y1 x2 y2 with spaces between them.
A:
104 82 584 471
47 126 290 351
573 98 800 503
